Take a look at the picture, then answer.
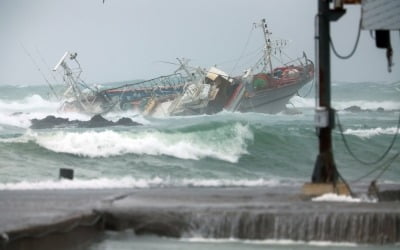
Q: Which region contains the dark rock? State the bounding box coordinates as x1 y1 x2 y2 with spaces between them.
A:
30 116 70 129
80 115 114 128
377 107 385 112
116 117 140 126
344 105 362 112
30 115 141 129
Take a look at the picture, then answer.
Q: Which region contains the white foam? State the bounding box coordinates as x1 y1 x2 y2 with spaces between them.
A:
0 177 290 190
288 96 400 111
181 237 358 247
0 95 58 112
181 178 283 187
102 110 151 125
0 94 94 128
343 127 399 138
288 96 315 108
0 177 163 190
1 123 252 162
312 193 376 203
334 100 400 111
0 111 91 128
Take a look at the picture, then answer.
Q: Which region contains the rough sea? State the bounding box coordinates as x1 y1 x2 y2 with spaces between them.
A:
0 81 399 249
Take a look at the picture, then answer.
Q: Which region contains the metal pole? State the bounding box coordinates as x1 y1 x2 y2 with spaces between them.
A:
312 0 338 183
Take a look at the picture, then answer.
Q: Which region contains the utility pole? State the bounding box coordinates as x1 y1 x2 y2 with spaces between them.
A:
312 0 340 183
305 0 397 195
304 0 346 194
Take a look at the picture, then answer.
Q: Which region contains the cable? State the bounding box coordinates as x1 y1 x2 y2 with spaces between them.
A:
374 152 400 180
336 170 355 197
336 111 400 166
351 152 400 183
330 19 362 60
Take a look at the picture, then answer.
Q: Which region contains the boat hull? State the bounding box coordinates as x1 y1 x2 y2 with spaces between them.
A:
238 78 311 114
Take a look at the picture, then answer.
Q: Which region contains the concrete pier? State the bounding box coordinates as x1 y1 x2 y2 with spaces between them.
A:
1 185 399 249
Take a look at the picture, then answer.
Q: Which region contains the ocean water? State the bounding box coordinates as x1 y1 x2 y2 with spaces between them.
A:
0 81 399 249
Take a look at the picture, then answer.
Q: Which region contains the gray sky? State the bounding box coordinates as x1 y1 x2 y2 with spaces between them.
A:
0 0 399 85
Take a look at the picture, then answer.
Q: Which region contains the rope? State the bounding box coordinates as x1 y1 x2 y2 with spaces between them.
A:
336 111 400 166
330 19 362 60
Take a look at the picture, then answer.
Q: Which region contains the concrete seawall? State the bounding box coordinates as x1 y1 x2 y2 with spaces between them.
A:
1 185 399 249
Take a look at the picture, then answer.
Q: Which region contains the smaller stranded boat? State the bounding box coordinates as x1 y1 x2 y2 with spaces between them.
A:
52 19 314 116
224 18 314 114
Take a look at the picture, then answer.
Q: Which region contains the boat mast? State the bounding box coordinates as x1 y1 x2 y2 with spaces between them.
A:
176 58 194 81
260 19 273 73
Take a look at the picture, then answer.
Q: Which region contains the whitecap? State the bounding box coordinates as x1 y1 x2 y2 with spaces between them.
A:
343 127 399 138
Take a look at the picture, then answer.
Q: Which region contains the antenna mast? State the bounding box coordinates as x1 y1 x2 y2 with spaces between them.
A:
256 19 289 73
260 19 273 73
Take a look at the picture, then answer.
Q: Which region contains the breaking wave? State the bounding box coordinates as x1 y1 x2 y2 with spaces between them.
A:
0 94 58 112
1 122 253 162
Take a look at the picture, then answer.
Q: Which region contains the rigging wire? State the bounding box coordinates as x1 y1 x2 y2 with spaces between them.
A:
336 111 400 166
35 46 61 86
230 26 255 75
216 46 263 67
20 43 60 100
330 19 362 60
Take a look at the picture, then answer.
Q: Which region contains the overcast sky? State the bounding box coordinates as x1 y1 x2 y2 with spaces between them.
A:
0 0 399 85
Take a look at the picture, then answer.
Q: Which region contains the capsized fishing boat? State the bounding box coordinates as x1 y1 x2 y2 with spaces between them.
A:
52 19 313 116
53 54 232 116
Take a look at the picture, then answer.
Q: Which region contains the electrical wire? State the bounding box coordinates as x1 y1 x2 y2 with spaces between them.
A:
330 19 362 60
336 111 400 166
351 152 400 183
